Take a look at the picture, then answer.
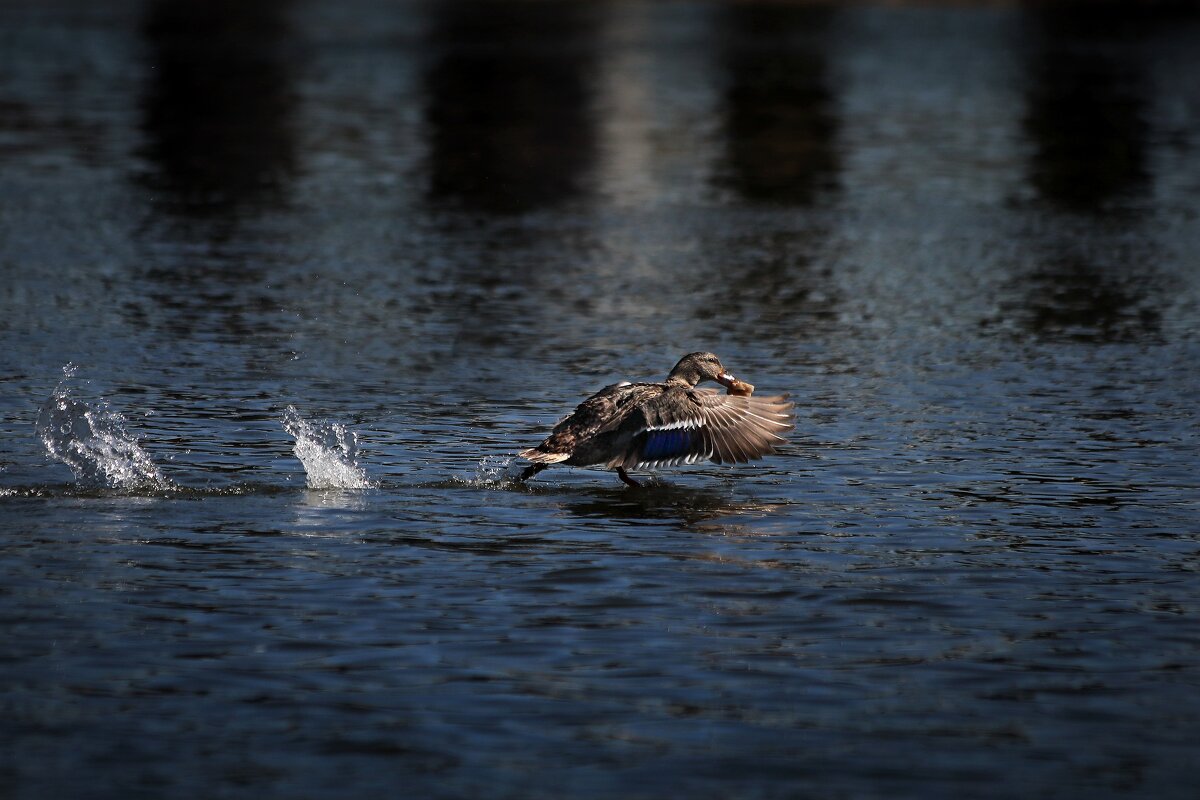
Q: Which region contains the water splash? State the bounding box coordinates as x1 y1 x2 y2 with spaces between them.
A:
459 455 540 489
35 368 171 490
474 455 517 486
281 405 374 489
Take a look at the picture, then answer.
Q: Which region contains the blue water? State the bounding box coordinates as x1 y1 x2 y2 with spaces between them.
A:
2 1 1199 797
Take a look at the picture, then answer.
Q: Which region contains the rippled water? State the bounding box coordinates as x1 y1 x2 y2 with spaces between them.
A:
2 1 1199 797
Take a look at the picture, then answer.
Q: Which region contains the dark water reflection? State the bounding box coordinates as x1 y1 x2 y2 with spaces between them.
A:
137 0 298 222
1022 3 1195 215
424 1 600 213
1012 248 1165 344
717 5 840 206
1024 25 1148 213
1012 3 1191 345
2 1 1199 798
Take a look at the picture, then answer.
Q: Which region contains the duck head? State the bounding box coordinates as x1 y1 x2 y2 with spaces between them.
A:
666 352 742 389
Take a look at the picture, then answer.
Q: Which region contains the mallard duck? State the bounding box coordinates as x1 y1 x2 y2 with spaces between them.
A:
519 352 793 487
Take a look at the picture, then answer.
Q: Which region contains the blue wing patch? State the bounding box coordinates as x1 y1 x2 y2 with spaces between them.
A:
639 428 698 461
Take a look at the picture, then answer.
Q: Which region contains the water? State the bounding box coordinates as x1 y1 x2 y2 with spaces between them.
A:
2 1 1199 797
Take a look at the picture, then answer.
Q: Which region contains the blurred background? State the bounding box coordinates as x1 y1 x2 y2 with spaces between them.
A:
1 1 1198 798
2 0 1197 390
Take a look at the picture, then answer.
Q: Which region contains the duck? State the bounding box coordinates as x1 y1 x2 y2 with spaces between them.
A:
518 352 793 487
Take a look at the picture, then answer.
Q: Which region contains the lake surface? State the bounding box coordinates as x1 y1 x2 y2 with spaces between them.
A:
2 1 1199 797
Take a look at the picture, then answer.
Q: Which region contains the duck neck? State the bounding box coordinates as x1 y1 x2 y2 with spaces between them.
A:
665 370 701 388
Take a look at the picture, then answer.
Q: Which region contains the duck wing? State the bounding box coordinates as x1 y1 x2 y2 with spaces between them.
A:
615 387 793 470
521 382 650 463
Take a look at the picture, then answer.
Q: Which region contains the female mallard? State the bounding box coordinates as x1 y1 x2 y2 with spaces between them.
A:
519 352 793 487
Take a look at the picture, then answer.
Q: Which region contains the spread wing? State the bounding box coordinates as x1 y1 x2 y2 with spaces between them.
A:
615 388 793 470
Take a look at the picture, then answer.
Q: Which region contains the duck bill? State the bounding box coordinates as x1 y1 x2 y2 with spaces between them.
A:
717 372 738 389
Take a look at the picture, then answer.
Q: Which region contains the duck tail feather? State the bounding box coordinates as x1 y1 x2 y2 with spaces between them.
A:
520 448 571 464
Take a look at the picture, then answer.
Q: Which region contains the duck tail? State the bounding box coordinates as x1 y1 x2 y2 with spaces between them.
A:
519 448 571 464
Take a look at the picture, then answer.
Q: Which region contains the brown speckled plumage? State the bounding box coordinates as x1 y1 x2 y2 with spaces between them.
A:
519 353 793 487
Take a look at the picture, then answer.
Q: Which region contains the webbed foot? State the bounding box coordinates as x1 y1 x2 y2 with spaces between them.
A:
616 467 641 488
518 463 548 482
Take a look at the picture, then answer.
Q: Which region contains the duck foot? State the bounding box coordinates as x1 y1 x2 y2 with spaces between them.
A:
518 463 548 482
616 467 641 488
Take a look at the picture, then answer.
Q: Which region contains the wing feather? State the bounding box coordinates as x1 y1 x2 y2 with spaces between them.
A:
708 404 744 463
625 386 793 469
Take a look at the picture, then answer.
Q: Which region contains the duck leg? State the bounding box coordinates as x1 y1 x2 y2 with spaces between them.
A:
616 467 641 488
518 463 548 482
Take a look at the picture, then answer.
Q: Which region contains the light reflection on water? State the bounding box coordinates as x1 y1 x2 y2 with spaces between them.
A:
1 0 1199 797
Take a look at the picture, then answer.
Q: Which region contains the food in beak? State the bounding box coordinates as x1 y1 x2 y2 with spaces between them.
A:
719 372 754 396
